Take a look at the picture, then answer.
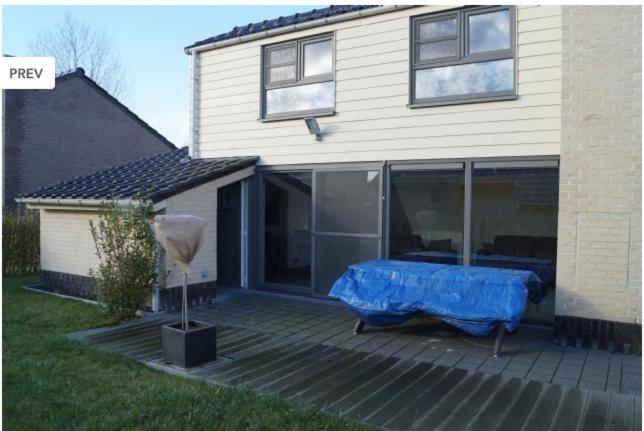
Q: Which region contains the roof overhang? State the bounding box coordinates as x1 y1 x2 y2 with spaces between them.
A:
18 165 256 212
152 164 255 211
185 5 416 54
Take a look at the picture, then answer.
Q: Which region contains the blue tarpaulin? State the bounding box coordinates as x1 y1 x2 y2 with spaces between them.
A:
399 251 553 303
328 259 542 336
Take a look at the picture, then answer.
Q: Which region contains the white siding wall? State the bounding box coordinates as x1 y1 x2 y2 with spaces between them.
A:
196 5 562 165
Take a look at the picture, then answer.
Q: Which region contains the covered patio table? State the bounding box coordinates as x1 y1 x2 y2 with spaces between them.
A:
329 259 543 356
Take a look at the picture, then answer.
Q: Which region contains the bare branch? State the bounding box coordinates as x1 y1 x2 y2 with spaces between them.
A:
28 13 128 99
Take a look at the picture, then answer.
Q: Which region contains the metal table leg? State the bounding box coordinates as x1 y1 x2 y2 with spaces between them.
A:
493 323 505 357
353 319 365 334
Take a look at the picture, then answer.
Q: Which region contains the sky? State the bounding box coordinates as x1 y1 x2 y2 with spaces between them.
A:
2 5 320 147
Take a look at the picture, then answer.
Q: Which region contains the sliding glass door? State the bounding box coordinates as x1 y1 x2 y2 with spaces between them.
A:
313 168 382 296
388 159 559 324
257 158 558 323
389 164 465 265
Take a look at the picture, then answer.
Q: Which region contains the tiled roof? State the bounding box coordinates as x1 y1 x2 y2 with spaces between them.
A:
19 147 257 203
185 5 378 51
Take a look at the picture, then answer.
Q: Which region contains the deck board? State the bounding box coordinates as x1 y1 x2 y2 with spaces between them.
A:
461 377 523 431
607 393 635 431
436 374 505 430
313 356 400 406
523 384 565 431
67 300 641 431
345 362 435 421
409 372 485 430
383 367 468 430
496 380 546 431
580 391 612 431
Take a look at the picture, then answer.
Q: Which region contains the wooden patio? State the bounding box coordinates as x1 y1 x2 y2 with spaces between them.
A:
68 291 642 431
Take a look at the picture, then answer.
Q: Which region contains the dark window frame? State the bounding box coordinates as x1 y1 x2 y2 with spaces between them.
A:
261 33 335 121
409 5 517 108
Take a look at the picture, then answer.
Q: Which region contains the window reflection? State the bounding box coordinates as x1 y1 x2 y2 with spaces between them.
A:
314 170 381 296
304 40 333 77
264 172 312 287
269 46 296 64
469 10 511 54
419 39 458 61
419 18 457 39
269 65 295 82
316 170 380 235
389 169 465 265
415 58 513 99
266 81 334 115
471 166 558 322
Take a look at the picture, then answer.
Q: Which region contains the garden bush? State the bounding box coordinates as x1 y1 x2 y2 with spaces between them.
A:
2 205 39 275
89 198 157 322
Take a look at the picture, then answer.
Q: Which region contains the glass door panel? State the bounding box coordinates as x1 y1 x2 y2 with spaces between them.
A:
314 236 380 296
389 166 465 265
313 169 382 296
471 164 559 323
262 172 312 288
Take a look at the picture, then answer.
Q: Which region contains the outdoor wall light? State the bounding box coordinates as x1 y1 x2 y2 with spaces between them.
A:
304 117 322 141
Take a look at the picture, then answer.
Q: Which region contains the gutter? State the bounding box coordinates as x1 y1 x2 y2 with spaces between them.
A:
16 197 139 209
184 5 416 54
189 51 199 159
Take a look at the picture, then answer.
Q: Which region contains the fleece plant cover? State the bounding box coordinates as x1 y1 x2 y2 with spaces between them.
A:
329 259 542 336
153 215 206 273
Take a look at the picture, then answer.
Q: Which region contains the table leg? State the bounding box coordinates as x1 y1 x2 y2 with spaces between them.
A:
353 319 365 334
493 323 505 357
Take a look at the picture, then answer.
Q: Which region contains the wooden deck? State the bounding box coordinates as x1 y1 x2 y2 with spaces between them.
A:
68 297 642 431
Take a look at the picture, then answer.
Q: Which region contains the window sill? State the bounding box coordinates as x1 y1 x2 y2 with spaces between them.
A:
259 110 335 123
408 94 518 109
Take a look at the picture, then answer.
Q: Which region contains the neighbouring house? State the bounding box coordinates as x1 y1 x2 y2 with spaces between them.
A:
3 67 175 208
19 5 641 352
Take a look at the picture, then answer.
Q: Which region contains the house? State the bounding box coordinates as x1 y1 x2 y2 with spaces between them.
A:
19 5 641 351
3 67 175 208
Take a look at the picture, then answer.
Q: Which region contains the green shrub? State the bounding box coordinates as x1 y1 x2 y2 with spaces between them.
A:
89 198 157 322
2 205 40 275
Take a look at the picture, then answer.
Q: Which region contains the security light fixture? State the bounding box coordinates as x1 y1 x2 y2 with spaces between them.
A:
304 117 322 141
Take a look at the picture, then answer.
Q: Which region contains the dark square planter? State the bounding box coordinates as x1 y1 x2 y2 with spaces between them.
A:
162 320 217 368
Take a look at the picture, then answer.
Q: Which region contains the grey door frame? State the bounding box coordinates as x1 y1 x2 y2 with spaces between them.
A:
240 178 250 289
311 162 384 297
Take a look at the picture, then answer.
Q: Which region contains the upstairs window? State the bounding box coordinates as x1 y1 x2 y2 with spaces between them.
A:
410 6 516 107
262 34 334 120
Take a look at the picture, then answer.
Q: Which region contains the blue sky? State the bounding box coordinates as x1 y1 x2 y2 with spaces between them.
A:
3 5 320 147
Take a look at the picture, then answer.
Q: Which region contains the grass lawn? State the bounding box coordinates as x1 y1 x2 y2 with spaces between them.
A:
3 274 371 431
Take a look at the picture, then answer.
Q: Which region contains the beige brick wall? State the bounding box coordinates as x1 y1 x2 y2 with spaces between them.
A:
39 188 217 288
557 6 642 323
160 180 218 288
40 209 101 276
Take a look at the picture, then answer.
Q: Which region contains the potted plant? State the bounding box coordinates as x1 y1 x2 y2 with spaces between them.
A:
153 215 217 368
